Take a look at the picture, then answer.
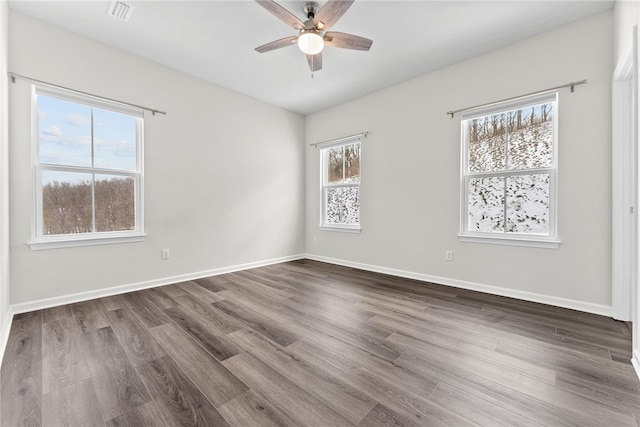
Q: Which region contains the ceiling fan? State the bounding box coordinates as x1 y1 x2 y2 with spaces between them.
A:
254 0 373 72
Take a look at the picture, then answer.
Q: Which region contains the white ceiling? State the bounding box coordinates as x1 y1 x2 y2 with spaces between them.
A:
9 0 614 115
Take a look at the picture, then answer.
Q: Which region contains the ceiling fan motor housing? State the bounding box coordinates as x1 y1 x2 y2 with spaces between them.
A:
303 2 320 19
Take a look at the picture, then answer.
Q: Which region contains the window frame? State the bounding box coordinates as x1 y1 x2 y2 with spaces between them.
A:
459 92 560 249
29 84 145 250
318 137 362 233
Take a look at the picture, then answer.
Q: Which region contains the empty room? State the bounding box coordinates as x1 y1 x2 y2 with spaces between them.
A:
1 0 640 425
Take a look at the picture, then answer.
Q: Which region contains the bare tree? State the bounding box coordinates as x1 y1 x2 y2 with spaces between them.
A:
43 178 134 235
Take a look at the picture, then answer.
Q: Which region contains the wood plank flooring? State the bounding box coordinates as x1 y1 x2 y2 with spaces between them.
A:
1 259 639 426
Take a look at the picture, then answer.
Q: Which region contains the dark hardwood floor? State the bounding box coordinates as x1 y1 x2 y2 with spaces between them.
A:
1 259 638 426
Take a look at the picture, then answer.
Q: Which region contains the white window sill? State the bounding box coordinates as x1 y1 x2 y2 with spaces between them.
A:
319 225 361 234
29 233 146 250
459 233 560 249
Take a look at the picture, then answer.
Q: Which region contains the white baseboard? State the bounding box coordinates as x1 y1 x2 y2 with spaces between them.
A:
2 252 614 366
304 253 612 317
11 254 305 315
0 307 13 368
632 350 640 381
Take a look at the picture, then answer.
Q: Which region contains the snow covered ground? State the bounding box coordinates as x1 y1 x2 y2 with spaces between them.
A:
467 104 553 234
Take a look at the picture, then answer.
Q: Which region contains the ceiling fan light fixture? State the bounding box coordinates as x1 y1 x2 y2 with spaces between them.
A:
297 30 324 55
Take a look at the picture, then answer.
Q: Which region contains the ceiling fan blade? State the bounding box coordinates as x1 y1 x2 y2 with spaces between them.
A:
255 36 298 53
306 52 322 72
255 0 305 29
324 31 373 51
314 0 354 30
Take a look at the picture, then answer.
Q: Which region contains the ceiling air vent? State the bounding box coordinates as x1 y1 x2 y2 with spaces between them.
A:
107 1 135 22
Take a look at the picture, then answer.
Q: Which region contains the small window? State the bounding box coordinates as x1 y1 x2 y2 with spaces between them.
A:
460 93 559 248
320 138 361 232
30 85 145 249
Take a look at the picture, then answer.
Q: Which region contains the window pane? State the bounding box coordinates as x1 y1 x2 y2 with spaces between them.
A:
506 174 550 234
326 143 360 185
93 108 137 171
327 146 344 184
326 187 359 225
95 175 135 232
41 170 92 235
344 143 360 183
38 95 91 167
468 113 505 173
468 177 504 232
507 103 553 170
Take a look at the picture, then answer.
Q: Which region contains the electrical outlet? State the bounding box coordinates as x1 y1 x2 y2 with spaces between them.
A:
312 235 318 244
445 250 453 261
161 248 170 260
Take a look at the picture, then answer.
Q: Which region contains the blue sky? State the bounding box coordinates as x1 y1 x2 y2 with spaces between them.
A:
38 94 137 183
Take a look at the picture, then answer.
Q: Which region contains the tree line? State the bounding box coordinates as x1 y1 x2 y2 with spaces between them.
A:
42 177 135 235
468 104 553 172
328 143 360 184
469 104 552 143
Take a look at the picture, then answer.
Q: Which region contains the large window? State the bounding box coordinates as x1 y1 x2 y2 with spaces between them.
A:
460 93 558 247
31 85 144 249
320 138 361 231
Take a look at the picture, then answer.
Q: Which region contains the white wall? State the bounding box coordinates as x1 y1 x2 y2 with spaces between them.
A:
4 7 620 317
305 11 614 314
8 11 305 307
0 0 11 365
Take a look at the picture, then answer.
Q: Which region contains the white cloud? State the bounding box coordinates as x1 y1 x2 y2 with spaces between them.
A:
39 134 91 147
65 114 90 127
41 125 62 137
